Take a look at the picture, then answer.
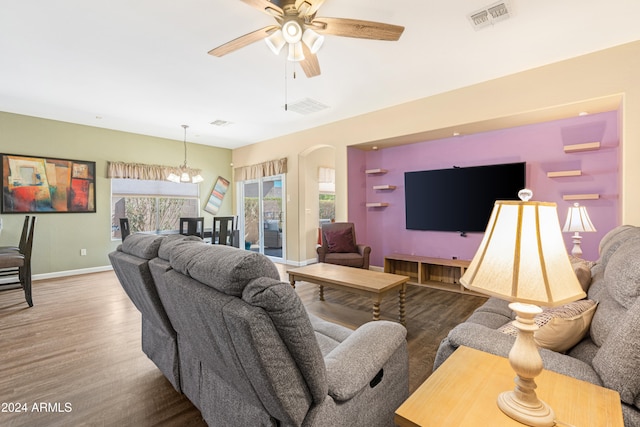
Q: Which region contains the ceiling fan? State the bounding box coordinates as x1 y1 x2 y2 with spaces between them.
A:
208 0 405 78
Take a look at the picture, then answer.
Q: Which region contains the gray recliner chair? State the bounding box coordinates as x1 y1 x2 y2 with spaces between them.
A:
108 233 189 391
154 242 408 426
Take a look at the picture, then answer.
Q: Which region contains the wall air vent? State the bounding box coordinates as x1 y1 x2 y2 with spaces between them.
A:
285 98 329 115
468 1 511 30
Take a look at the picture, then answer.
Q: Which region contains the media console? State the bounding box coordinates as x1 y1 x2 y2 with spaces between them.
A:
383 253 483 296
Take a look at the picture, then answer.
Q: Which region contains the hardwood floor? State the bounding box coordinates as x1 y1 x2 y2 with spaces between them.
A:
0 267 486 427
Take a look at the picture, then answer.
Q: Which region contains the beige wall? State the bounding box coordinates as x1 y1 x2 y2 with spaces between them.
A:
300 145 335 263
0 112 232 276
232 41 640 265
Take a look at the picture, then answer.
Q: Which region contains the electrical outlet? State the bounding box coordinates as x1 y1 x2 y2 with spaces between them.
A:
80 249 87 256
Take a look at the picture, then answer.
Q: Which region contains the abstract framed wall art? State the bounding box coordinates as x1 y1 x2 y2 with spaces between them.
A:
2 153 96 213
204 176 229 215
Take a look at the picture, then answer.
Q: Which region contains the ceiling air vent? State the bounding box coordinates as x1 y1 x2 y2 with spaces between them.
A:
285 98 329 115
210 119 233 127
468 1 511 30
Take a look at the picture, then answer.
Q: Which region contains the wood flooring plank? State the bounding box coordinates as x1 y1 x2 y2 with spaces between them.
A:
0 266 486 426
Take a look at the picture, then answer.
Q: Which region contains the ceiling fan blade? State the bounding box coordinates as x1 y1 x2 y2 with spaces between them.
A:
312 17 404 41
240 0 283 17
299 43 321 78
296 0 325 17
208 25 279 57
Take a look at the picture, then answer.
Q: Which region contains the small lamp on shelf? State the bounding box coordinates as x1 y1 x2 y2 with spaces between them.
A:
562 202 596 257
460 189 586 427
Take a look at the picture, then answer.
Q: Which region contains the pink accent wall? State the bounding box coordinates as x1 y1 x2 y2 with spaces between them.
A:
348 111 620 266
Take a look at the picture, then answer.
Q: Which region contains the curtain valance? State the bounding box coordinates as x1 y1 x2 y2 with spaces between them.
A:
107 161 202 181
234 158 287 181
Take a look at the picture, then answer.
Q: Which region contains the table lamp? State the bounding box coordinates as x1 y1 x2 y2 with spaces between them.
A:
460 189 586 427
562 202 596 257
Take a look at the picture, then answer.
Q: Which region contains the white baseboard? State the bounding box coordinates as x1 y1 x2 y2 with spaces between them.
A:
32 265 114 282
1 261 381 284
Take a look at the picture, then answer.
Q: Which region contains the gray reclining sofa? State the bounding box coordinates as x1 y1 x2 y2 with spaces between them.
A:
434 225 640 426
109 233 409 426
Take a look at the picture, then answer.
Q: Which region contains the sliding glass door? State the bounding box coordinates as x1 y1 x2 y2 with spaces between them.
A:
239 175 285 261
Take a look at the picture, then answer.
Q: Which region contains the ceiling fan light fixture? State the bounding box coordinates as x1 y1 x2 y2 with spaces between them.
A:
265 29 286 54
282 20 302 44
302 28 324 54
287 41 305 61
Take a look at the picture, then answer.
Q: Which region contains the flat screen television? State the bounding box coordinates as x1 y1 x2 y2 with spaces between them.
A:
404 162 526 233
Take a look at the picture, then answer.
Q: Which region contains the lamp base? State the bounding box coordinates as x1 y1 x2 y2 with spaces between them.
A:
570 232 583 257
500 303 556 427
498 390 555 427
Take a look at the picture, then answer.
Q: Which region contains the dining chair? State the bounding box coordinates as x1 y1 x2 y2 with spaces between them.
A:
120 218 131 242
213 216 235 246
0 215 29 253
0 216 37 306
179 217 205 238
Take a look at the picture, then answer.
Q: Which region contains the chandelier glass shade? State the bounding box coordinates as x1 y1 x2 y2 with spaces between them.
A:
167 125 204 184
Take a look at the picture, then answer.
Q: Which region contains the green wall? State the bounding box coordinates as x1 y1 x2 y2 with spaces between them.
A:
0 112 233 276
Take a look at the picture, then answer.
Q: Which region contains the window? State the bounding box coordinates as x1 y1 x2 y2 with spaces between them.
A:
318 167 335 223
111 179 199 239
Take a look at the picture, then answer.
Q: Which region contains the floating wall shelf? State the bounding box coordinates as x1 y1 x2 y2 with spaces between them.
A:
547 170 582 178
366 202 389 207
373 185 396 190
365 168 387 175
563 142 601 153
563 194 600 201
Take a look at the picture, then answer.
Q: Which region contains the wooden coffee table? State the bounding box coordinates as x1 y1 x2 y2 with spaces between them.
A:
288 263 409 325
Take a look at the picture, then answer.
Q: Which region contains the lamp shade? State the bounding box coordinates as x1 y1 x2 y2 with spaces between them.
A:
287 41 305 62
282 20 302 44
461 199 586 307
563 203 596 233
265 29 286 55
302 28 324 54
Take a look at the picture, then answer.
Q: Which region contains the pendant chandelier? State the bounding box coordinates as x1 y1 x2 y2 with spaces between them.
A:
167 125 203 184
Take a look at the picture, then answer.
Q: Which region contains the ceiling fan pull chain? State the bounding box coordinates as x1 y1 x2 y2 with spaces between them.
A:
284 59 288 111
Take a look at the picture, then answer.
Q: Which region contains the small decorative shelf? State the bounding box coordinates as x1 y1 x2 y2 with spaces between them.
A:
373 185 396 190
365 168 387 175
563 194 600 201
564 142 601 153
366 202 389 207
547 170 582 178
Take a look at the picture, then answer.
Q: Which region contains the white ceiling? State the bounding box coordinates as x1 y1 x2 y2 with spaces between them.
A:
1 0 639 149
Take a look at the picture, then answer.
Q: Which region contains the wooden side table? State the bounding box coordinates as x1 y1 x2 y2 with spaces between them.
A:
395 346 624 427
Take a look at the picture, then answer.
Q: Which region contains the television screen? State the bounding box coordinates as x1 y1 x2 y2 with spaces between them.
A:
404 162 526 233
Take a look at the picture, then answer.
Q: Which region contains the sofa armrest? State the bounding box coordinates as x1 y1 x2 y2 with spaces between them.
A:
317 246 328 262
324 321 406 401
356 244 371 256
446 323 603 385
447 322 516 358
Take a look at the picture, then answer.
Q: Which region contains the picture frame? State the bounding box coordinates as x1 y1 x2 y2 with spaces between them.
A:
2 153 96 213
204 176 229 215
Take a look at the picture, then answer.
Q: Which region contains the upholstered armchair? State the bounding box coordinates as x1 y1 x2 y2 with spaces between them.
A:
317 222 371 269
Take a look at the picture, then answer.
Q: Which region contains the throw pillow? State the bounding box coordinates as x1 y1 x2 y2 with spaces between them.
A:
569 255 593 292
324 228 358 253
498 299 598 352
